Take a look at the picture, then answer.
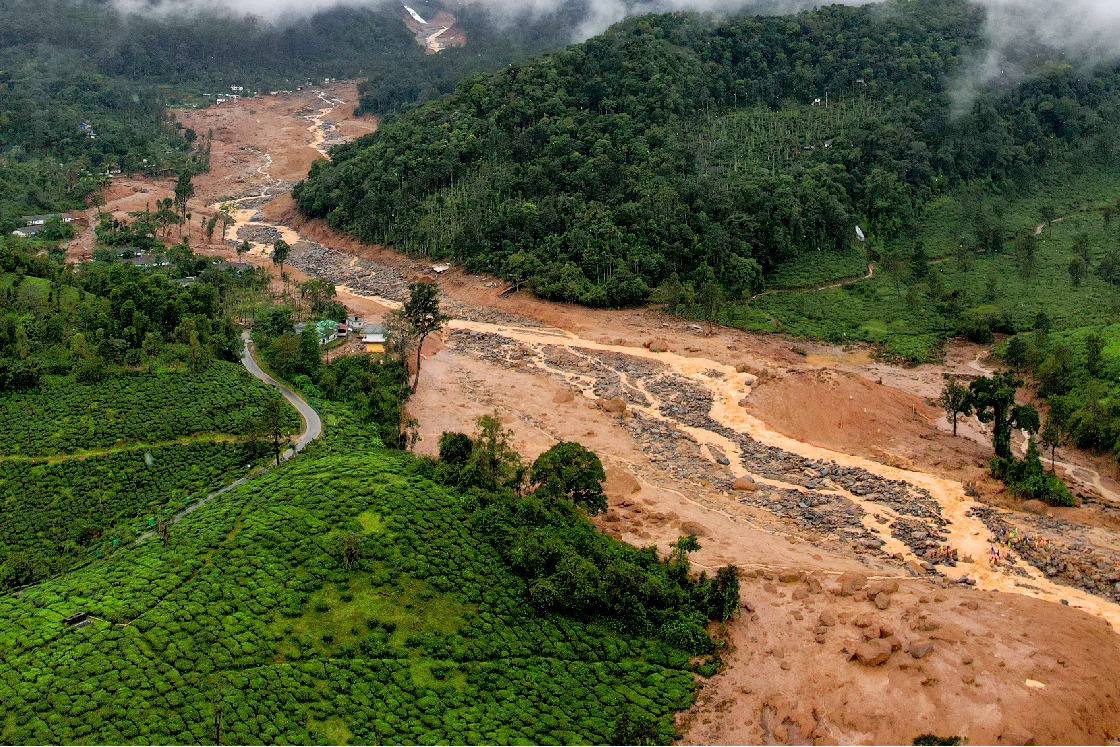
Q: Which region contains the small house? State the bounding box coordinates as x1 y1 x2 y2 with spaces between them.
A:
121 255 167 268
315 319 339 345
215 260 251 275
360 323 387 355
22 214 72 227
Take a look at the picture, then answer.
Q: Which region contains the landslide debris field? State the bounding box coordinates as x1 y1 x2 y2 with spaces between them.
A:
76 84 1120 745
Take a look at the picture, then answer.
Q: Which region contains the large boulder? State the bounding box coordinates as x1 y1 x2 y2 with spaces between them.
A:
851 638 894 667
600 397 627 414
732 476 759 492
838 572 867 596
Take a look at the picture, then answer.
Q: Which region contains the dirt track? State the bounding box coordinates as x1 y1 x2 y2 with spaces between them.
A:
91 85 1120 745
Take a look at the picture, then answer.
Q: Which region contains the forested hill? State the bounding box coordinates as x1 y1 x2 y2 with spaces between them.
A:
0 0 576 103
295 0 1120 306
0 0 578 217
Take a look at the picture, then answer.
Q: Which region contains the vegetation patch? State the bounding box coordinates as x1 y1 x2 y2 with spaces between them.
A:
0 416 706 744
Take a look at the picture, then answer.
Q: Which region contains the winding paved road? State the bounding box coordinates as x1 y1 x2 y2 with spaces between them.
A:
136 333 322 542
239 331 323 456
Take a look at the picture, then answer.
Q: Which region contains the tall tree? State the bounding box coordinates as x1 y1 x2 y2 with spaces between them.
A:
697 281 724 336
1072 232 1092 263
298 326 321 375
1040 396 1072 472
261 395 286 466
467 412 524 492
173 169 194 217
1069 255 1087 286
272 239 291 296
530 441 607 514
218 203 233 241
300 277 336 314
89 191 106 220
968 371 1038 461
389 280 448 389
879 246 907 296
939 375 972 437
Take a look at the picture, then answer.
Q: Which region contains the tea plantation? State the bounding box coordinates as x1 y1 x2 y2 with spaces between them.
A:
0 416 701 745
0 362 299 458
0 362 303 590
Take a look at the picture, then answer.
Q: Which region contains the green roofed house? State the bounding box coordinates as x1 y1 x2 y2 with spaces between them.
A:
314 319 339 345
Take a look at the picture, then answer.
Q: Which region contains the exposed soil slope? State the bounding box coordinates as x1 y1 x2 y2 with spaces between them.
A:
90 85 1120 746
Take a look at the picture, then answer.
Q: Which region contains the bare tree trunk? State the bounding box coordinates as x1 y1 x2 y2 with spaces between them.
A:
413 335 425 389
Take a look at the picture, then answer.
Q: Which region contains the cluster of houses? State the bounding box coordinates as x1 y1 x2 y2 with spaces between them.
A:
293 316 387 353
11 213 74 238
202 85 251 105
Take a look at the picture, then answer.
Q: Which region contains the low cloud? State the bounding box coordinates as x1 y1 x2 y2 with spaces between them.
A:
110 0 1120 91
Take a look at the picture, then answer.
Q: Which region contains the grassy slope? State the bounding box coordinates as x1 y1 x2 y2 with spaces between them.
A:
747 164 1120 361
0 413 698 745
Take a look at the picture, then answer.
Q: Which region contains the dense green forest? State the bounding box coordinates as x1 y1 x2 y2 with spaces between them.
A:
295 0 1120 307
0 65 198 222
0 0 604 217
0 237 249 386
0 0 582 107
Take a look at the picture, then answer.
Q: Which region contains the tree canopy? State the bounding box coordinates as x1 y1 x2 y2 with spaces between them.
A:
296 0 1120 309
530 441 608 514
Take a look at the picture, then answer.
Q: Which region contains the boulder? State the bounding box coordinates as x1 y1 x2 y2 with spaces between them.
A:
646 339 670 353
851 639 894 666
873 592 891 610
817 611 837 627
838 573 867 596
732 477 759 492
868 580 899 597
910 642 934 660
552 390 575 404
601 397 627 414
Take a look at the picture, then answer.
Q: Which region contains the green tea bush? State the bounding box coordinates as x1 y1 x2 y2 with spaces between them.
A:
0 363 299 458
0 442 251 590
0 411 700 744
